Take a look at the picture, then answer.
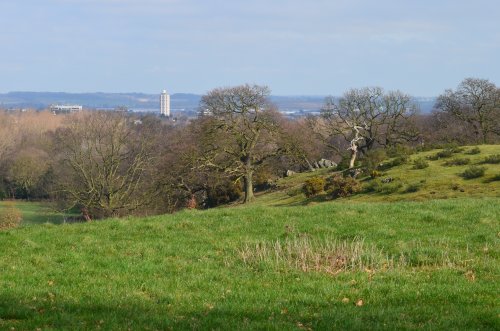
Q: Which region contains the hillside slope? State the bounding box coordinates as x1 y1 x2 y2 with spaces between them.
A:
254 144 500 207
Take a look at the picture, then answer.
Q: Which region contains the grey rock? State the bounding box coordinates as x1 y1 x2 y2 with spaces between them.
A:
317 158 337 168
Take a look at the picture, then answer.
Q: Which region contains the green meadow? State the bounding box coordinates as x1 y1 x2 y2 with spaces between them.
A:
1 146 499 330
0 201 68 226
256 145 500 206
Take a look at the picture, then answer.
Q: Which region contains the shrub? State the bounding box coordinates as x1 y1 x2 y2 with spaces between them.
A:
286 187 303 197
370 170 382 178
378 155 408 170
437 149 453 158
386 145 415 158
0 202 23 231
325 175 361 198
443 158 470 166
404 183 421 193
302 176 326 198
253 167 276 191
391 155 408 166
428 149 454 160
205 181 242 207
363 178 404 194
465 147 481 155
377 182 403 194
363 180 380 193
460 166 486 179
412 157 429 169
480 154 500 164
442 143 464 154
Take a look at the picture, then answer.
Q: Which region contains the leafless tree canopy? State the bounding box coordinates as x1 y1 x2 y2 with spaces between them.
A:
316 87 419 168
435 78 500 143
199 84 281 203
53 112 161 218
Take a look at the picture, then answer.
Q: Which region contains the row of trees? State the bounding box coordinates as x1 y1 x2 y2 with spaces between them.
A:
0 78 498 218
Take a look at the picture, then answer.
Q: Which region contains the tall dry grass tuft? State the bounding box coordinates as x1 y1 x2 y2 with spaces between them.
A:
239 237 472 274
239 237 388 275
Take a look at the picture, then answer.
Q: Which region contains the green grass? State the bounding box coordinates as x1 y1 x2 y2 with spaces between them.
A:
1 198 499 330
0 201 70 225
255 145 500 206
1 145 499 329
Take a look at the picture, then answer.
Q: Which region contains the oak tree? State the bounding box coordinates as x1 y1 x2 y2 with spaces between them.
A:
435 78 500 143
318 87 419 168
199 84 281 203
53 112 161 218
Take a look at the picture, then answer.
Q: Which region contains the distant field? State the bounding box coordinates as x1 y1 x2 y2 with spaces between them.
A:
0 198 498 330
0 201 68 225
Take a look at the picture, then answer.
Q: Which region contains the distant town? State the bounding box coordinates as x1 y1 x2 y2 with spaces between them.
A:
0 91 437 118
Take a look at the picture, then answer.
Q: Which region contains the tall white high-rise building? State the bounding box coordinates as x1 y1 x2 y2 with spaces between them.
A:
160 89 170 116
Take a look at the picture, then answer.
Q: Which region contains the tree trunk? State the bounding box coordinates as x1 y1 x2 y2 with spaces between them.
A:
481 126 488 144
349 146 357 169
240 153 255 203
243 170 254 203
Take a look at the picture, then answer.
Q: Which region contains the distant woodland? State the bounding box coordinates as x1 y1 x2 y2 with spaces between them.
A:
0 78 498 219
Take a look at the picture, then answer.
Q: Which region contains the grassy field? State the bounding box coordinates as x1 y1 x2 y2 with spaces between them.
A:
256 144 500 206
1 198 499 330
0 201 68 225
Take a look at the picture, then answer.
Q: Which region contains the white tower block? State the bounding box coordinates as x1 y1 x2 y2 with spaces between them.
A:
160 89 170 116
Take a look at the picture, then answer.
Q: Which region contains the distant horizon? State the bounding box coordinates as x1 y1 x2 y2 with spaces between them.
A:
0 90 440 98
0 90 438 114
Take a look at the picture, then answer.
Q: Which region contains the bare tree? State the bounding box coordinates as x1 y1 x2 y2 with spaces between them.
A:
154 120 217 211
0 112 18 165
435 78 500 143
199 84 281 203
53 112 161 219
7 148 50 199
317 87 419 168
278 118 324 171
0 110 65 199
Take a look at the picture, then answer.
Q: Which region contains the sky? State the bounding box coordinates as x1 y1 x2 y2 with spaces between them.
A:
0 0 499 96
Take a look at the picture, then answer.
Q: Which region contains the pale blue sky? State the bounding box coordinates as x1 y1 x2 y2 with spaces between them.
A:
0 0 498 96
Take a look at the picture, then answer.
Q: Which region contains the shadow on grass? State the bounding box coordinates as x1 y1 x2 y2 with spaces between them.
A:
0 292 324 330
1 291 498 330
271 193 333 207
483 174 500 183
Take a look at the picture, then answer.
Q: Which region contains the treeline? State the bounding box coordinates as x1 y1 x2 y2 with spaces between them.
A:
0 78 498 219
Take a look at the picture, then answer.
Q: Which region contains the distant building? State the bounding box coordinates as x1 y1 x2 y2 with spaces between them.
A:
160 90 170 117
50 104 82 113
